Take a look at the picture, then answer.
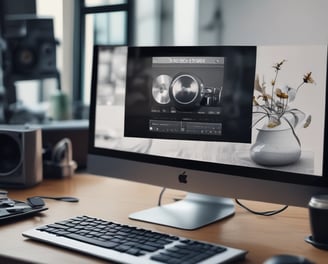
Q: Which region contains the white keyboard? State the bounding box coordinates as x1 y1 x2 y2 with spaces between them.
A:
23 215 247 264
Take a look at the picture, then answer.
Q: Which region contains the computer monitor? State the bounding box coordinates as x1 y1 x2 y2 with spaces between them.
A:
88 44 328 230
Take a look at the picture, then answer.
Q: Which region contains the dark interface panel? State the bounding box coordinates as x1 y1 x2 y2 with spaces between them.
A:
124 46 257 143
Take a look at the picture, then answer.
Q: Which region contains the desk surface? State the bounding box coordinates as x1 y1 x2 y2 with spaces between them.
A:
1 173 327 264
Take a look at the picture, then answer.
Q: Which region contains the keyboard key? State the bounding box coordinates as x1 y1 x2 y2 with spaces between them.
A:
64 233 119 249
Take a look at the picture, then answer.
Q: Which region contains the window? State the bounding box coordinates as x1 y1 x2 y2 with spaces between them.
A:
85 0 126 7
75 0 131 113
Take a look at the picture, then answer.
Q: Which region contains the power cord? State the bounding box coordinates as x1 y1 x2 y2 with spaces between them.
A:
157 188 288 216
158 187 166 206
36 196 79 203
235 199 288 216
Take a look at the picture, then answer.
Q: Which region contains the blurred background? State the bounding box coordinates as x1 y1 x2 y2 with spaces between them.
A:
0 0 327 171
0 0 327 125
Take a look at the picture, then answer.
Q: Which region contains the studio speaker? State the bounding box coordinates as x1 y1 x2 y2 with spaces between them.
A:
3 17 58 79
0 126 43 188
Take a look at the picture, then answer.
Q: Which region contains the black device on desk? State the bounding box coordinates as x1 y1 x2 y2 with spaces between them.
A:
0 191 47 223
41 120 89 172
42 137 77 178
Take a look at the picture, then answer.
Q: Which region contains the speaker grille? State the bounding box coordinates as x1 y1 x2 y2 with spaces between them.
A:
0 133 21 175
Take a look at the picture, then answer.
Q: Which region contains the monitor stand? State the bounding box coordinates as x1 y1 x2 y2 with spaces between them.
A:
129 193 235 230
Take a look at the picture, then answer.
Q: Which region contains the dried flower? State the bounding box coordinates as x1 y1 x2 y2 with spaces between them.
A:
253 96 259 106
253 60 315 134
304 115 312 128
303 72 315 84
272 59 286 71
267 118 281 128
275 88 288 99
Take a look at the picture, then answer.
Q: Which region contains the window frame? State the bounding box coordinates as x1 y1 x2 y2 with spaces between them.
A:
73 0 133 116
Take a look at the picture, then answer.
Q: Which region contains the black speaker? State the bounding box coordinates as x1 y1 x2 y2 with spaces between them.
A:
3 16 58 80
0 126 42 188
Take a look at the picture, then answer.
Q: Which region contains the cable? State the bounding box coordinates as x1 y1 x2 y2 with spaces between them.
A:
34 196 79 203
235 199 288 216
157 190 288 216
158 187 166 206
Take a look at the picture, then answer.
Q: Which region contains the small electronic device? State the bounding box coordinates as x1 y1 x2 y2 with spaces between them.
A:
0 191 47 223
42 138 77 178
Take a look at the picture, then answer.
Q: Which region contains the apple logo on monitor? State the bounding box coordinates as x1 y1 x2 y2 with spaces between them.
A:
178 171 188 183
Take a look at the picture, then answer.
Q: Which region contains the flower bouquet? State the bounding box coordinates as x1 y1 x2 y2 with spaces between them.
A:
250 60 315 166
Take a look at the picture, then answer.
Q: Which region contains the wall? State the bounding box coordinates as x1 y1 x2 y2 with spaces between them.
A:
219 0 328 45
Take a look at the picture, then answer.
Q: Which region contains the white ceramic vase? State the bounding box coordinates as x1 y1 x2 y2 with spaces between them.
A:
250 126 301 166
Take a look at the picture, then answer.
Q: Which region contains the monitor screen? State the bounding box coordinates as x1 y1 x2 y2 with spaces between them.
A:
88 44 328 229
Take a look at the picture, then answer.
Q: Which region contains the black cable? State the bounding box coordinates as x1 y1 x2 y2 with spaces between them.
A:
34 196 79 203
157 190 288 216
235 199 288 216
158 187 166 206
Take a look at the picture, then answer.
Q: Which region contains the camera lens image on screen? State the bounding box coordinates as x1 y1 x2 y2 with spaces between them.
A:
125 46 257 143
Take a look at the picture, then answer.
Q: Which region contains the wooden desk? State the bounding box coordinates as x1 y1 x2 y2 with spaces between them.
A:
1 173 327 264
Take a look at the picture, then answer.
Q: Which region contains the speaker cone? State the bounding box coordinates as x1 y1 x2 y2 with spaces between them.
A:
13 46 38 73
170 73 202 110
0 134 21 175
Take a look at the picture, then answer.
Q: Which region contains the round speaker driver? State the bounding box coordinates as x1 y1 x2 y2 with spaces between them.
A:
0 134 21 175
152 75 172 104
171 74 200 105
